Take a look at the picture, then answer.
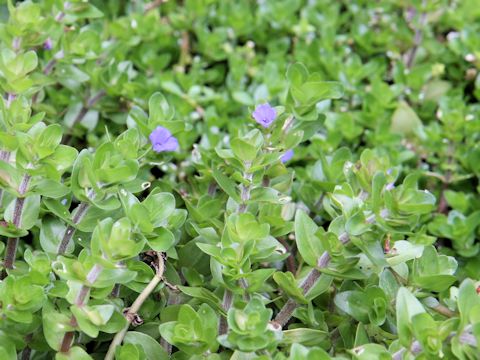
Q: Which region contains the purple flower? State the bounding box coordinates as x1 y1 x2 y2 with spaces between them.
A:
44 38 53 51
149 126 179 153
281 149 294 163
252 103 276 128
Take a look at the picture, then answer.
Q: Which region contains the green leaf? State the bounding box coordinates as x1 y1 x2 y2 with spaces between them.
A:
177 286 224 313
35 124 63 159
29 179 70 198
286 63 309 86
115 344 141 360
294 210 324 267
396 287 426 347
212 167 240 202
289 343 330 360
397 189 436 214
0 332 16 360
40 216 71 254
149 92 175 124
458 279 480 328
391 101 425 139
143 190 176 227
386 240 424 266
346 211 372 236
4 194 40 230
124 332 169 360
231 138 259 162
335 291 369 324
281 328 328 346
147 227 175 251
273 272 308 304
55 346 93 360
350 344 392 360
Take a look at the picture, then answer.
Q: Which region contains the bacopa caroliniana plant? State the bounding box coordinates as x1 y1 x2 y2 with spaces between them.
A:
1 1 480 360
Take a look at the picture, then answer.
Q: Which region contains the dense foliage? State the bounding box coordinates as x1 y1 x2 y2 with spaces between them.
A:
1 0 480 359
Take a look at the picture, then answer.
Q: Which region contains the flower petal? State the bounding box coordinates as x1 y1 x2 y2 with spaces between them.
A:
252 103 276 128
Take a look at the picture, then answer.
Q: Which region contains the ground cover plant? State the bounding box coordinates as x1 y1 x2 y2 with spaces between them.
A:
1 0 480 359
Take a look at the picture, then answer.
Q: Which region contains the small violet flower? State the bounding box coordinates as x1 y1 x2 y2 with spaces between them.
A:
149 126 179 153
281 149 294 163
44 38 53 51
252 103 276 128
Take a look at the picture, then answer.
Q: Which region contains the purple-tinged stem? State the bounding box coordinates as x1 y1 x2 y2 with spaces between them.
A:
236 161 253 300
20 334 33 360
75 263 103 305
59 263 103 354
57 201 90 255
405 7 427 69
208 182 217 196
43 50 64 75
6 93 16 107
2 174 31 276
3 238 19 275
0 151 10 161
161 289 180 355
144 0 167 13
219 289 233 335
62 90 106 145
274 214 378 327
31 51 65 104
237 162 252 214
110 284 121 298
55 2 70 29
12 37 21 52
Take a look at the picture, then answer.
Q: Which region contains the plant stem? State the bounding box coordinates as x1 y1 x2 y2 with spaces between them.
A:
178 31 191 69
277 237 297 274
110 284 121 298
2 174 31 277
62 90 106 145
237 162 252 214
87 90 107 108
437 143 454 215
274 214 377 327
59 318 77 353
6 93 16 107
44 50 64 75
208 182 217 196
219 289 233 335
59 263 103 353
0 150 10 160
31 51 65 103
160 289 179 355
57 200 90 255
3 238 19 274
405 7 427 69
20 346 32 360
105 253 165 360
144 0 168 13
388 267 408 285
12 37 21 52
236 161 253 299
281 115 295 133
431 303 456 318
